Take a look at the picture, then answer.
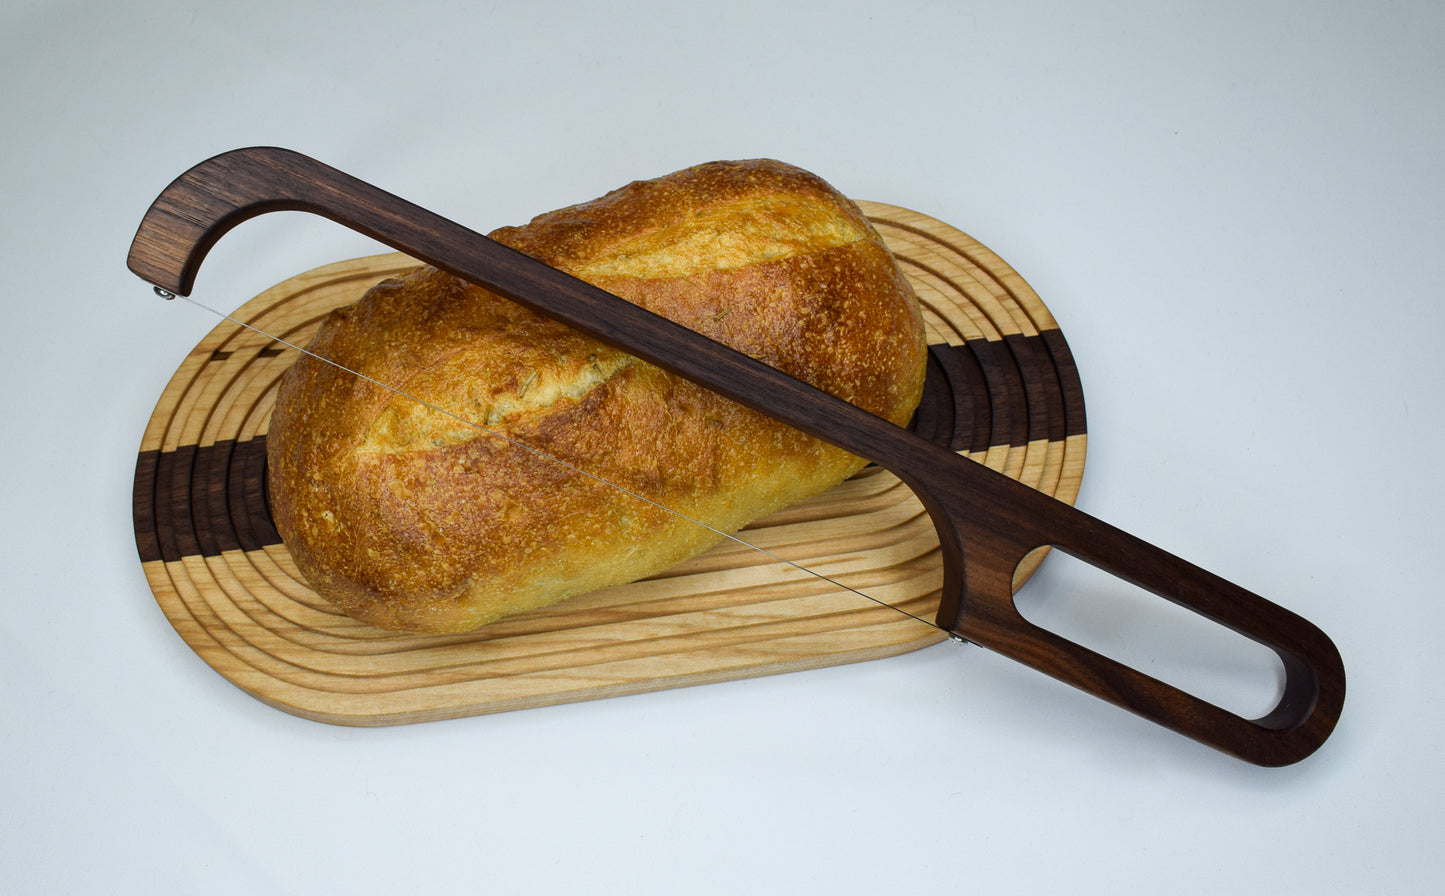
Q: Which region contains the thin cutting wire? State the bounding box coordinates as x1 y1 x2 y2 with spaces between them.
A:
168 289 952 636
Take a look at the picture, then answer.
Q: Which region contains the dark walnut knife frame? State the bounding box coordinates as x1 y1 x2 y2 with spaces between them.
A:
127 147 1344 766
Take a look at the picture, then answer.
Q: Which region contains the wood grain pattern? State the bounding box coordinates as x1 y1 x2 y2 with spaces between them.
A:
133 206 1086 726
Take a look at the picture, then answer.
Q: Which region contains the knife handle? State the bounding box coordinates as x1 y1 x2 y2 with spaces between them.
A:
910 459 1345 767
127 147 1345 765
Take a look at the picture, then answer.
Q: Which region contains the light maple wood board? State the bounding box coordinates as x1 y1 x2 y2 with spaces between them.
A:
132 202 1087 725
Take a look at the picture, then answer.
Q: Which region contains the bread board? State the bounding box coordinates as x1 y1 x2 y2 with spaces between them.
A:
132 202 1087 725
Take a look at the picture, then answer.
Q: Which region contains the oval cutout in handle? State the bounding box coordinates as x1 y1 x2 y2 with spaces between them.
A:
920 467 1344 767
1015 551 1287 720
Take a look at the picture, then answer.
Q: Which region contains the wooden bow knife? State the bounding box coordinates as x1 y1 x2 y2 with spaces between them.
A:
127 147 1344 766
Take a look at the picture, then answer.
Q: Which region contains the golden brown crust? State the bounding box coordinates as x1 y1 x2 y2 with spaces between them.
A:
266 160 928 632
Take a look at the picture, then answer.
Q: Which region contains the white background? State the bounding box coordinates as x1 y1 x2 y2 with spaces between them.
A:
4 2 1442 893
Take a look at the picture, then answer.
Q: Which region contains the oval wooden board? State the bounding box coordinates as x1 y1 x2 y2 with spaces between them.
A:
132 202 1087 725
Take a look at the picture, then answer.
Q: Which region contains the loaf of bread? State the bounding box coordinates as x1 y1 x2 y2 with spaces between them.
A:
266 160 928 633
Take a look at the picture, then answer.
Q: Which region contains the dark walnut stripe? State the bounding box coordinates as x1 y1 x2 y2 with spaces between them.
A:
915 333 1087 454
133 334 1086 565
1041 328 1086 443
135 438 278 563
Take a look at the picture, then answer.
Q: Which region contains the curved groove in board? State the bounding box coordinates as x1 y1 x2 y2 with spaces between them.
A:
875 233 1032 475
132 205 1088 724
861 202 1087 511
871 218 1052 493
